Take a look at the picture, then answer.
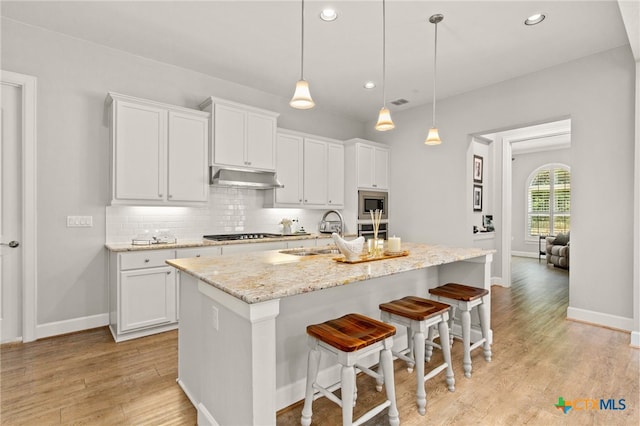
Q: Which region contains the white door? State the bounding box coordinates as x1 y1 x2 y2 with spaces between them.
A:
1 82 23 343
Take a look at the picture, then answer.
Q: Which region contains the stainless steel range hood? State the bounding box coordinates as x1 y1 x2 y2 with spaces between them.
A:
210 167 284 189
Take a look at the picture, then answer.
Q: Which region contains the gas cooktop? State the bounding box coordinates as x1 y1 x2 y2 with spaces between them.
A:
203 233 282 241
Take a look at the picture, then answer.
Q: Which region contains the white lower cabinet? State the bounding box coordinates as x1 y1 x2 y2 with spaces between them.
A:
120 266 176 332
109 249 178 342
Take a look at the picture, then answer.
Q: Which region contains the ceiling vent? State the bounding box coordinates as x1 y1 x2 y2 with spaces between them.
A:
390 98 409 106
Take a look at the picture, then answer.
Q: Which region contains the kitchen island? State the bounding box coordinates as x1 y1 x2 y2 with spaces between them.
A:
167 242 494 425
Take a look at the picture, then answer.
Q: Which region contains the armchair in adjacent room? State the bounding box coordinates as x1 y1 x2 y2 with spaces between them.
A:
546 232 570 269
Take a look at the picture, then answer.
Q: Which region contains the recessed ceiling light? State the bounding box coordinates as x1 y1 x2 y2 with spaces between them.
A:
524 13 546 26
320 8 338 22
364 81 376 89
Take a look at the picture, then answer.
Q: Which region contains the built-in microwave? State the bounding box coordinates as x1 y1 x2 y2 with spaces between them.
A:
358 190 388 220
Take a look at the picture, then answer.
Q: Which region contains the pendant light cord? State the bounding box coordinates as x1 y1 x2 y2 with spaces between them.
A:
382 0 387 108
300 0 305 80
432 18 438 127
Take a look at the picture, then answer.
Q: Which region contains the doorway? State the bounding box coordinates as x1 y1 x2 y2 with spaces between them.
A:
479 118 571 287
1 70 37 343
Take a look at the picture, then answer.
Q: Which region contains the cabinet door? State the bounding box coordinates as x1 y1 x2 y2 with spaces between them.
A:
303 139 327 206
114 101 166 201
356 144 374 188
120 266 176 332
168 111 209 202
213 103 245 167
246 113 276 170
275 133 303 205
373 147 390 189
327 143 344 207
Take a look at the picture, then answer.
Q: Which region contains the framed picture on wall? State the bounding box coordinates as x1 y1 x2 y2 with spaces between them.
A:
473 185 483 211
473 155 483 183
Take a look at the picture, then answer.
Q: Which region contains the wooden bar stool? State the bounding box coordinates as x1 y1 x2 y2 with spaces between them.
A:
429 283 491 378
301 313 400 426
379 296 455 416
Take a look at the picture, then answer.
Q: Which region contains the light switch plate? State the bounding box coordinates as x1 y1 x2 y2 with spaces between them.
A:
67 216 93 227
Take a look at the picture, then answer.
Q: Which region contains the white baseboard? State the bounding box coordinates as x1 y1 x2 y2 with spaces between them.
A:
631 331 640 348
492 276 508 287
35 313 109 340
511 251 540 259
566 307 634 332
197 403 220 426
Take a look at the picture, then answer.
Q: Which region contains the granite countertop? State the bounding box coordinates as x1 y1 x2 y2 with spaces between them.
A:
166 242 495 304
105 233 335 252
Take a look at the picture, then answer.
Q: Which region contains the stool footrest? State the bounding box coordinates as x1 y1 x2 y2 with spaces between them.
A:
312 383 343 407
354 363 382 382
352 401 391 426
423 363 449 383
469 338 486 352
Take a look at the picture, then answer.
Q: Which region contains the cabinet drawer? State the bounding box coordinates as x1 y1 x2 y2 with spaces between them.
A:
120 250 175 270
176 247 222 259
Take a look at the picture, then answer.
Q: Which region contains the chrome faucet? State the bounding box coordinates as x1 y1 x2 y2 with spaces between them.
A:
321 210 344 237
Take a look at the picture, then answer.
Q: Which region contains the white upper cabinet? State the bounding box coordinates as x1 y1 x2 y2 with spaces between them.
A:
303 138 328 206
107 93 209 205
200 97 279 171
356 143 389 190
167 111 209 202
273 132 304 205
327 143 345 206
266 129 344 209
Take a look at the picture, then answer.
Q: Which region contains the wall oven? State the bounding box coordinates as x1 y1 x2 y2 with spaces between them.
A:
358 223 388 241
357 190 388 220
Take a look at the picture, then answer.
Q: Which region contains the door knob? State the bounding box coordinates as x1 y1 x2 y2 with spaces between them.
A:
0 241 19 248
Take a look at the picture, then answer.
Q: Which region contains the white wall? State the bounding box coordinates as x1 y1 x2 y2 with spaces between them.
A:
0 18 363 328
366 46 636 328
511 148 571 255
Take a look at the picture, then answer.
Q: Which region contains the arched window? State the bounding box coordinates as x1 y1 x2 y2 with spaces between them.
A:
527 164 570 237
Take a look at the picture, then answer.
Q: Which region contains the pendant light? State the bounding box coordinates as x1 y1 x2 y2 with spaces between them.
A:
375 0 395 131
425 14 443 145
290 0 315 109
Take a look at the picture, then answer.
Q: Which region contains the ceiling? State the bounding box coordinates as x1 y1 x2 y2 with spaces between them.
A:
1 1 632 122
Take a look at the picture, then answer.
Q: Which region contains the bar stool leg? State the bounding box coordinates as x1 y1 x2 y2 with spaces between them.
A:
425 326 435 362
413 329 427 415
478 296 492 362
406 326 415 372
301 347 320 426
461 309 472 378
380 345 400 426
341 365 355 425
438 319 456 391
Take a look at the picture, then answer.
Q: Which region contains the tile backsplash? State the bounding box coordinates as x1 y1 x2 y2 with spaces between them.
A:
106 187 332 243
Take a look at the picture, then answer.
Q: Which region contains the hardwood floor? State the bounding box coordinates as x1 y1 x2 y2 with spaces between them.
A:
2 257 638 425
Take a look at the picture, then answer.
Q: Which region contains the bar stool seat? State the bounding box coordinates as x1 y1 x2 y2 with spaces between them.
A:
301 313 399 426
379 296 455 415
429 283 491 378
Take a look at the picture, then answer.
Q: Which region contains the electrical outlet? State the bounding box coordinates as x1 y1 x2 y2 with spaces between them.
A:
211 305 219 330
67 216 93 227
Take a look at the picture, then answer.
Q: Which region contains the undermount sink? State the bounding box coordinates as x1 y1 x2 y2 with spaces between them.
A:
279 247 340 256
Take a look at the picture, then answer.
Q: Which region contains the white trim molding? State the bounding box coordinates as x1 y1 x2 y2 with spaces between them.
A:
567 307 634 332
36 313 109 340
1 70 37 343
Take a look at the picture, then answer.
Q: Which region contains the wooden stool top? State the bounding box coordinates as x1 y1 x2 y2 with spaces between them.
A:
307 313 396 353
379 296 450 321
429 283 489 301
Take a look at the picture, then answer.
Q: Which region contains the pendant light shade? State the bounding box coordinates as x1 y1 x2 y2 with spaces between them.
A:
375 0 394 131
290 79 315 109
425 14 443 145
290 0 315 109
425 127 441 145
375 107 395 131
